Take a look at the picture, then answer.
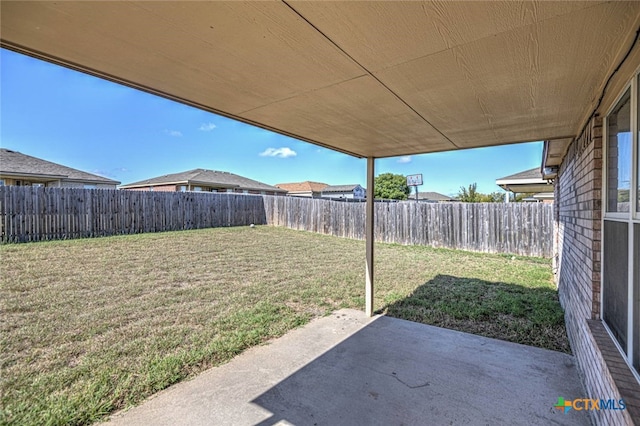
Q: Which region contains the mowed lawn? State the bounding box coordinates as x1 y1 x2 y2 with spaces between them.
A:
0 226 568 425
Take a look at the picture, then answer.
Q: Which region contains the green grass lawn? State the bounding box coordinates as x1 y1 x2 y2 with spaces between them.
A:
0 226 568 425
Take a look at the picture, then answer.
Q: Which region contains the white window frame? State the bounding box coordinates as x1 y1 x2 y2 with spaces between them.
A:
602 70 640 382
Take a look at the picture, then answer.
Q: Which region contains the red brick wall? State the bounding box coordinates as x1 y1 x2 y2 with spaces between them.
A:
555 116 634 425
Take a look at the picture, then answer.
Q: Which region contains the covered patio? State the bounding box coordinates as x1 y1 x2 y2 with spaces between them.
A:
3 2 640 424
104 309 588 426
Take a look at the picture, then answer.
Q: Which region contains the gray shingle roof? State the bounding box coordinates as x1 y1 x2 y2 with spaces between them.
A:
0 148 120 184
121 168 286 192
322 184 363 193
496 168 543 181
417 191 457 201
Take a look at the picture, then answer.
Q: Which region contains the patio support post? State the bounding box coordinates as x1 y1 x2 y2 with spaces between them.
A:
365 157 375 317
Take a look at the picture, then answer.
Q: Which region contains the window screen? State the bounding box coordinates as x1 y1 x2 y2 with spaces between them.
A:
634 224 639 372
603 220 629 352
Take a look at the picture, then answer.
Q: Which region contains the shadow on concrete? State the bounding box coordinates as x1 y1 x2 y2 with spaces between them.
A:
104 310 589 426
251 312 587 426
379 274 570 353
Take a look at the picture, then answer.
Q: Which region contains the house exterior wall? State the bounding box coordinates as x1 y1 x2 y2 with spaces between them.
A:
123 184 178 192
0 176 116 189
284 191 321 198
58 181 117 189
322 191 356 199
122 184 284 196
555 116 635 425
0 176 53 186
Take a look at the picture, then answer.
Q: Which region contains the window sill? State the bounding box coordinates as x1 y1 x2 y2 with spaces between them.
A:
588 320 640 423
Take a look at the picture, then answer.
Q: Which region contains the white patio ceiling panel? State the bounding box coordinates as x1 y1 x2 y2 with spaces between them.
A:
2 1 639 158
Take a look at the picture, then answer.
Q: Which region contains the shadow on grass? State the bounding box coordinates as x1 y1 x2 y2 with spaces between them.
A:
377 274 570 353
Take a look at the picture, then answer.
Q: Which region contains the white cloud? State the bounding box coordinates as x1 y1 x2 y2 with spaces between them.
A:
92 169 115 178
397 156 412 164
92 167 130 178
165 129 183 137
259 147 297 158
199 122 217 131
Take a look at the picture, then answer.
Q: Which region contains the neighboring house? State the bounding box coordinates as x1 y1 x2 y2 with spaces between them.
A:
321 184 365 200
495 168 555 203
275 181 328 198
0 148 120 189
531 192 554 203
416 191 457 203
120 168 286 196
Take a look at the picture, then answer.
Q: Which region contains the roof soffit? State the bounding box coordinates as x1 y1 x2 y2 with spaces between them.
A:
2 2 640 158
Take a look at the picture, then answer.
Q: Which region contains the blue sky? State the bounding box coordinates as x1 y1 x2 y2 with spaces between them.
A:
0 49 543 196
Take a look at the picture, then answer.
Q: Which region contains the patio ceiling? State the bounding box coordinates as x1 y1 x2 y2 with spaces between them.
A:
1 1 639 159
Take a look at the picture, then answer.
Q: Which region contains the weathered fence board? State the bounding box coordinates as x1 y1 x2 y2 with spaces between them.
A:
262 196 553 257
0 187 553 257
0 187 268 243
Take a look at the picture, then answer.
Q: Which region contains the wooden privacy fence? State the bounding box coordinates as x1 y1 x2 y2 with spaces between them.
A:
262 196 553 257
1 187 553 257
0 186 267 242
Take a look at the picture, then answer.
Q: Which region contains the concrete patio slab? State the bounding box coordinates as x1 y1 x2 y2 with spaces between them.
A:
104 309 590 426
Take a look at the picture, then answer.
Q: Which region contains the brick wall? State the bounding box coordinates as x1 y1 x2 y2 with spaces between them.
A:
123 184 177 192
58 181 117 189
555 115 634 425
121 186 284 195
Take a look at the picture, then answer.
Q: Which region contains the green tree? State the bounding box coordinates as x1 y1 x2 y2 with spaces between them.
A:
374 173 411 200
457 183 483 202
481 191 506 203
514 192 536 202
457 183 503 203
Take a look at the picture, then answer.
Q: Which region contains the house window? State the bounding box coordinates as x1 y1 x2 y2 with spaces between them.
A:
606 88 631 213
603 73 640 377
84 184 97 189
0 179 4 186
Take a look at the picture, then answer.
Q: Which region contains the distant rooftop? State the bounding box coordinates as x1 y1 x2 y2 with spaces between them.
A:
322 184 363 193
495 167 552 194
417 191 457 201
496 168 544 181
275 181 328 193
0 148 120 184
121 168 285 192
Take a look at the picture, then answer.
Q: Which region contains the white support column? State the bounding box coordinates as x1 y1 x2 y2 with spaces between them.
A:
365 157 375 317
